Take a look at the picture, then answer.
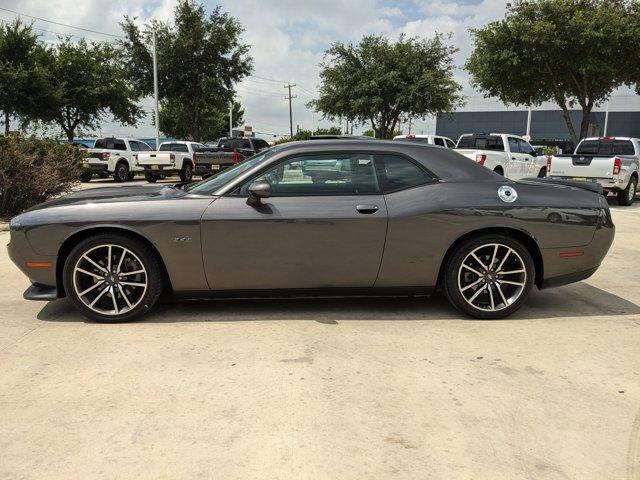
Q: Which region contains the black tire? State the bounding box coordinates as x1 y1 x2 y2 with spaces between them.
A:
443 234 535 320
493 167 504 176
113 162 129 182
63 233 163 323
537 167 547 178
617 176 637 206
144 171 158 183
179 162 193 182
128 172 135 180
80 172 93 182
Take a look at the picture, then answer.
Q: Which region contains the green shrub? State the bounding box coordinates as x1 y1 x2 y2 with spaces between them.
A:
0 135 81 218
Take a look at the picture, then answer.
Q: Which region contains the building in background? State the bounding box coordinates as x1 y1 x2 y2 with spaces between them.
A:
435 93 640 152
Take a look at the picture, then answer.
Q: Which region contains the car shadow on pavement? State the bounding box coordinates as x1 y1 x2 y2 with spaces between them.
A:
36 281 640 324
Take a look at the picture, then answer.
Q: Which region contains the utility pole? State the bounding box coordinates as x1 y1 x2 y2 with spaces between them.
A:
284 83 296 137
152 29 160 149
603 101 610 136
408 117 412 135
526 106 532 139
229 101 233 137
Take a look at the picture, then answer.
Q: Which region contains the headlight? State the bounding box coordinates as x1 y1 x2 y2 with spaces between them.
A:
9 216 23 231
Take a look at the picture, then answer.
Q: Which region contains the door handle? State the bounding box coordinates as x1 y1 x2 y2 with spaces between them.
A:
511 157 517 160
356 205 378 214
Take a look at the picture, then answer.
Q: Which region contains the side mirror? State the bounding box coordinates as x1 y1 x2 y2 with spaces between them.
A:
247 181 270 205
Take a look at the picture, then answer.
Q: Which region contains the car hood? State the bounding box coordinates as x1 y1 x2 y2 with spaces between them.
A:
24 185 186 212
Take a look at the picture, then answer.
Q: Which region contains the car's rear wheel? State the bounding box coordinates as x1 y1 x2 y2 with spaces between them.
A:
144 171 158 183
63 234 163 323
493 166 504 176
617 176 637 206
113 162 129 182
179 162 193 182
537 167 547 178
80 172 93 182
443 234 535 319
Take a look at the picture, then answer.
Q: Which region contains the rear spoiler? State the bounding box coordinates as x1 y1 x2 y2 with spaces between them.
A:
520 177 603 195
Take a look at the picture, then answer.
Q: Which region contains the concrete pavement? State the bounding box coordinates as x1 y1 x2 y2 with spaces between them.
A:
0 200 639 479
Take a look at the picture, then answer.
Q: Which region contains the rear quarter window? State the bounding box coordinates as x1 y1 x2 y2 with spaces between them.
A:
457 135 504 151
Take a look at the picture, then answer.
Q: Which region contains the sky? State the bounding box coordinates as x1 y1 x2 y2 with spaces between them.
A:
3 0 633 141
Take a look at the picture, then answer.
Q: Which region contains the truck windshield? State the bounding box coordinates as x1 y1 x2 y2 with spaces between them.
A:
457 135 504 151
575 140 635 155
186 148 277 194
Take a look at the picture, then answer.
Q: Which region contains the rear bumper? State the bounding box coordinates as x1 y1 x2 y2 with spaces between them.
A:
548 175 626 191
142 164 176 171
194 164 228 175
539 218 615 289
82 162 109 173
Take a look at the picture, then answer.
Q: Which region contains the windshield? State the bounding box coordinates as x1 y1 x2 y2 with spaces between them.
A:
186 149 276 194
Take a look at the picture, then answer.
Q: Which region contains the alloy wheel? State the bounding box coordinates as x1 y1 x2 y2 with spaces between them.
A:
72 244 148 316
457 243 527 312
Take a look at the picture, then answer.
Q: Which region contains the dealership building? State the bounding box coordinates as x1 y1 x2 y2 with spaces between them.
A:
434 93 640 151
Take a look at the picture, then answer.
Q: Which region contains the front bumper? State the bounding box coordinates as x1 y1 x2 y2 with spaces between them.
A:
24 283 58 301
7 228 59 297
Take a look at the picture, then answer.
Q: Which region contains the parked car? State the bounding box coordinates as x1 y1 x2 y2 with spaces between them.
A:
82 138 152 182
137 141 204 183
547 136 639 206
217 137 270 157
455 133 548 180
9 140 614 323
393 134 456 148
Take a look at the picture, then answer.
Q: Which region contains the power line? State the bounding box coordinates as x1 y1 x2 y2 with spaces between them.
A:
0 6 124 38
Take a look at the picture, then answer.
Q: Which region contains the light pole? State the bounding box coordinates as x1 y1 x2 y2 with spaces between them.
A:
152 30 160 149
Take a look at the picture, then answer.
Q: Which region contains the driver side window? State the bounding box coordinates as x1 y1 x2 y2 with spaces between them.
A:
238 154 380 196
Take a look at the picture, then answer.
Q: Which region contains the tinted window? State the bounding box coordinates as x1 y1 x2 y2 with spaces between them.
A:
508 137 520 153
94 138 126 150
240 154 380 196
129 141 140 151
375 155 434 192
138 142 152 151
434 137 445 147
445 139 456 149
576 140 634 155
240 139 252 149
173 143 189 152
457 135 504 151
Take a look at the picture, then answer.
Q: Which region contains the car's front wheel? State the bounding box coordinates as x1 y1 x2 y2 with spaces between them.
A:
443 234 535 319
63 234 163 323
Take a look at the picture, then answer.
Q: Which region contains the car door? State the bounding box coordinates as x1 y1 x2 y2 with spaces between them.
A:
506 136 525 179
200 152 388 290
517 139 538 177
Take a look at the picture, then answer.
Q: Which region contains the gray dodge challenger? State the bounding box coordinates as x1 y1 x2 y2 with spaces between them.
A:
8 140 614 322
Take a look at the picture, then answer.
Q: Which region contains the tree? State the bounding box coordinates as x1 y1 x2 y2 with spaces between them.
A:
0 20 56 134
466 0 639 144
120 1 252 142
45 39 142 141
309 34 463 139
273 126 344 144
160 99 244 142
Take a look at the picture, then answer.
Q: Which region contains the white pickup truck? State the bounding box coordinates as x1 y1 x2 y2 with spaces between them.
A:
393 134 456 148
82 137 152 182
548 136 639 206
137 141 204 183
455 133 548 180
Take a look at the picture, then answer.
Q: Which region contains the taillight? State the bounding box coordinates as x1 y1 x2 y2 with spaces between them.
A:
100 152 110 161
231 150 240 164
170 153 175 162
192 152 196 164
613 156 621 175
476 153 486 166
546 155 552 172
